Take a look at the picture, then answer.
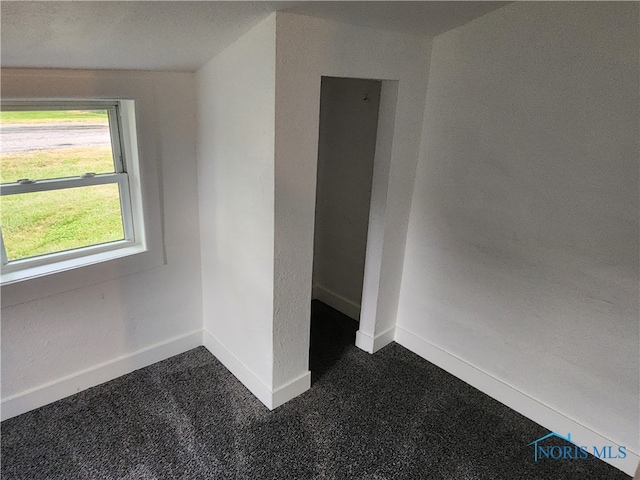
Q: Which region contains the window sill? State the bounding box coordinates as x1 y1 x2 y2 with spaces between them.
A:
1 242 146 285
1 240 164 307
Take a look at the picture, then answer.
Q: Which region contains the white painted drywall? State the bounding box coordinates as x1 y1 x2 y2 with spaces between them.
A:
196 15 276 389
357 80 400 354
1 69 203 401
313 77 381 318
398 0 639 456
273 13 431 387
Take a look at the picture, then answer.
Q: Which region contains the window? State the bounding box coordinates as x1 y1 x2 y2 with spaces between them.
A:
0 100 146 284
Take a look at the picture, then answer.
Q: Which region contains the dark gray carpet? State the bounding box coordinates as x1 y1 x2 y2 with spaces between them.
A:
1 301 631 479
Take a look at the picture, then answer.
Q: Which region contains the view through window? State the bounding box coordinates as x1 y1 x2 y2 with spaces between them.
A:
0 102 135 276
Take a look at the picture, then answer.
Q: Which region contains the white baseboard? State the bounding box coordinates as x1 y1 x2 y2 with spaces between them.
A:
1 329 202 421
2 328 311 421
355 325 395 354
394 326 639 477
201 328 273 408
272 371 311 409
202 329 310 410
312 284 360 320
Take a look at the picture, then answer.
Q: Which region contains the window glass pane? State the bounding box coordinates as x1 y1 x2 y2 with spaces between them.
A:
1 184 125 261
0 110 115 183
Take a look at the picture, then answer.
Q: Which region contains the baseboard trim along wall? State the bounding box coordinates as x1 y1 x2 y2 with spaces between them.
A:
355 325 395 354
272 371 312 409
312 284 361 320
1 329 202 421
202 329 310 410
394 325 639 476
3 327 311 422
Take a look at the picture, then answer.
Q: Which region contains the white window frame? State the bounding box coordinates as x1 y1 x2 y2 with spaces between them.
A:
0 99 147 284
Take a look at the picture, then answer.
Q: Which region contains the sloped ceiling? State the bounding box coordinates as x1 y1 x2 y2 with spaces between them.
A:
1 1 508 71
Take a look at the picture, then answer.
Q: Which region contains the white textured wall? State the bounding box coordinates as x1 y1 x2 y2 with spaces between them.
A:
273 13 430 387
196 15 276 387
398 1 639 454
313 77 381 315
1 69 202 399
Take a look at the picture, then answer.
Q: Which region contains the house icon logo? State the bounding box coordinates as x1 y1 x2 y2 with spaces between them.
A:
528 432 578 462
527 432 627 462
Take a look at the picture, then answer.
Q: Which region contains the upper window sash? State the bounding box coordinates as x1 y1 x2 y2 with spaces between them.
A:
0 100 125 177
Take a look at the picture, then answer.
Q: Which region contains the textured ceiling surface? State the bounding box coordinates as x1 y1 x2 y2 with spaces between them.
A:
1 1 508 71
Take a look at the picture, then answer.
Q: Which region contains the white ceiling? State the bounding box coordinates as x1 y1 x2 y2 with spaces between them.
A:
1 1 508 71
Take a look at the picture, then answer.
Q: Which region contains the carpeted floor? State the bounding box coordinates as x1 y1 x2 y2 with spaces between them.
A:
1 301 631 479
